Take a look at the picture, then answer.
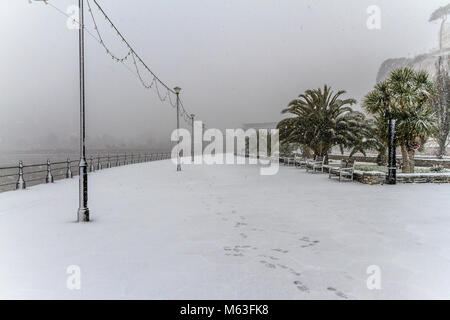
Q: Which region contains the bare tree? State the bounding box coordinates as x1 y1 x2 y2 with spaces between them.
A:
433 56 450 158
429 4 450 51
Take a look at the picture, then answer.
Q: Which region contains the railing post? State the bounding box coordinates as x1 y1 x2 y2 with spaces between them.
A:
16 161 26 190
46 159 54 183
89 157 95 172
97 155 102 170
124 154 127 165
131 153 134 164
107 154 111 168
66 158 73 178
116 154 120 167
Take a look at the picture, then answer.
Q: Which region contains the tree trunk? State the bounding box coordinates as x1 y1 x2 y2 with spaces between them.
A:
434 54 449 158
324 153 329 165
407 149 415 173
439 16 447 51
376 147 387 166
436 136 448 159
401 145 409 173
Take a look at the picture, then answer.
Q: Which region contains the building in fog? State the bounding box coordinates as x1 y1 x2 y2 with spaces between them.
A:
239 122 278 157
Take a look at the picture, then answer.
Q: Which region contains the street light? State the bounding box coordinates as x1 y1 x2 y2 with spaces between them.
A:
77 0 90 221
387 117 396 184
33 0 90 220
202 123 205 153
174 87 181 171
191 114 195 162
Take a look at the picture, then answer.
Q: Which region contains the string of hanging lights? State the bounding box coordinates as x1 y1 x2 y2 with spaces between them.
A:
33 0 196 125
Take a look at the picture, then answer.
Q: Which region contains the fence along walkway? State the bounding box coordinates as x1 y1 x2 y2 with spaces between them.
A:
0 152 170 193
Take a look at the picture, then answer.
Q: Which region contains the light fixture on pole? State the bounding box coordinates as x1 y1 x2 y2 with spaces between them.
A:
174 87 182 171
77 0 90 221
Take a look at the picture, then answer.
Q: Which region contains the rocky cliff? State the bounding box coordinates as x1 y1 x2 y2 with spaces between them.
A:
376 52 446 83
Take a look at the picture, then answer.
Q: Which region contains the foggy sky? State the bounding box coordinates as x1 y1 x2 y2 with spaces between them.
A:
0 0 447 151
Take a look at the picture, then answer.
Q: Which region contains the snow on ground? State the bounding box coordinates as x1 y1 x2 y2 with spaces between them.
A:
0 157 449 299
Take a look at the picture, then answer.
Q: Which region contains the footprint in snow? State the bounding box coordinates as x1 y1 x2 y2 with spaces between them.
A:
299 237 320 248
272 248 289 254
234 222 247 228
258 254 279 261
327 287 348 299
260 260 276 269
294 280 309 292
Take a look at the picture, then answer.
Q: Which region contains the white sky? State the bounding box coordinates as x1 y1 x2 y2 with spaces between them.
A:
0 0 448 150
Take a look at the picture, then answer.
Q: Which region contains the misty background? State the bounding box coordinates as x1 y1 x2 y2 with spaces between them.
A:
0 0 447 152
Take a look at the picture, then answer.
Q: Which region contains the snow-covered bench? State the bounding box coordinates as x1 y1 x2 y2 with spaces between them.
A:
328 160 355 182
294 154 308 168
306 156 325 173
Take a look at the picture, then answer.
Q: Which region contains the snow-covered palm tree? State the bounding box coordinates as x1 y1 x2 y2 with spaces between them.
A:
278 85 367 161
363 68 437 173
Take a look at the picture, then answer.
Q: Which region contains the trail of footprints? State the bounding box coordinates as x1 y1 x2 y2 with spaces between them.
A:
207 194 347 299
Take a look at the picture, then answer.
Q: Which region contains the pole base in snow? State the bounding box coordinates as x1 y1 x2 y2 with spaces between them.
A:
386 168 396 185
77 208 90 222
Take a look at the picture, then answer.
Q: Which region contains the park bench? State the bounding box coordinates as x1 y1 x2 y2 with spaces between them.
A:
306 156 325 173
328 160 355 182
294 153 308 168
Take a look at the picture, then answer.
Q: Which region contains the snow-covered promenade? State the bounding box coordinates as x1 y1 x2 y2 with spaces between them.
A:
0 158 449 299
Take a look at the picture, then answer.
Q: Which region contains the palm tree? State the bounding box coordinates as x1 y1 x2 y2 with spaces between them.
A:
396 107 437 172
278 85 366 161
349 117 386 163
429 4 450 51
363 68 436 173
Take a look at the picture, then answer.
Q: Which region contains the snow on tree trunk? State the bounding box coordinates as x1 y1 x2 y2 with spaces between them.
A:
401 145 409 173
408 149 415 173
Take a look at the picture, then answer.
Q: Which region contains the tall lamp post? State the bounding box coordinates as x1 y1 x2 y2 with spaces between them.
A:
387 117 396 184
174 87 182 171
77 0 90 221
202 123 205 153
191 114 195 162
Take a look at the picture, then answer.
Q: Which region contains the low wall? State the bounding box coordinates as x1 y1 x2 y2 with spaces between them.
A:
353 170 386 185
322 166 386 185
322 165 450 185
396 173 450 184
328 154 450 169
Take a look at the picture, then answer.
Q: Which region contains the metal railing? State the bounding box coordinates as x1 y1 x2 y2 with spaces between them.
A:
0 152 170 193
